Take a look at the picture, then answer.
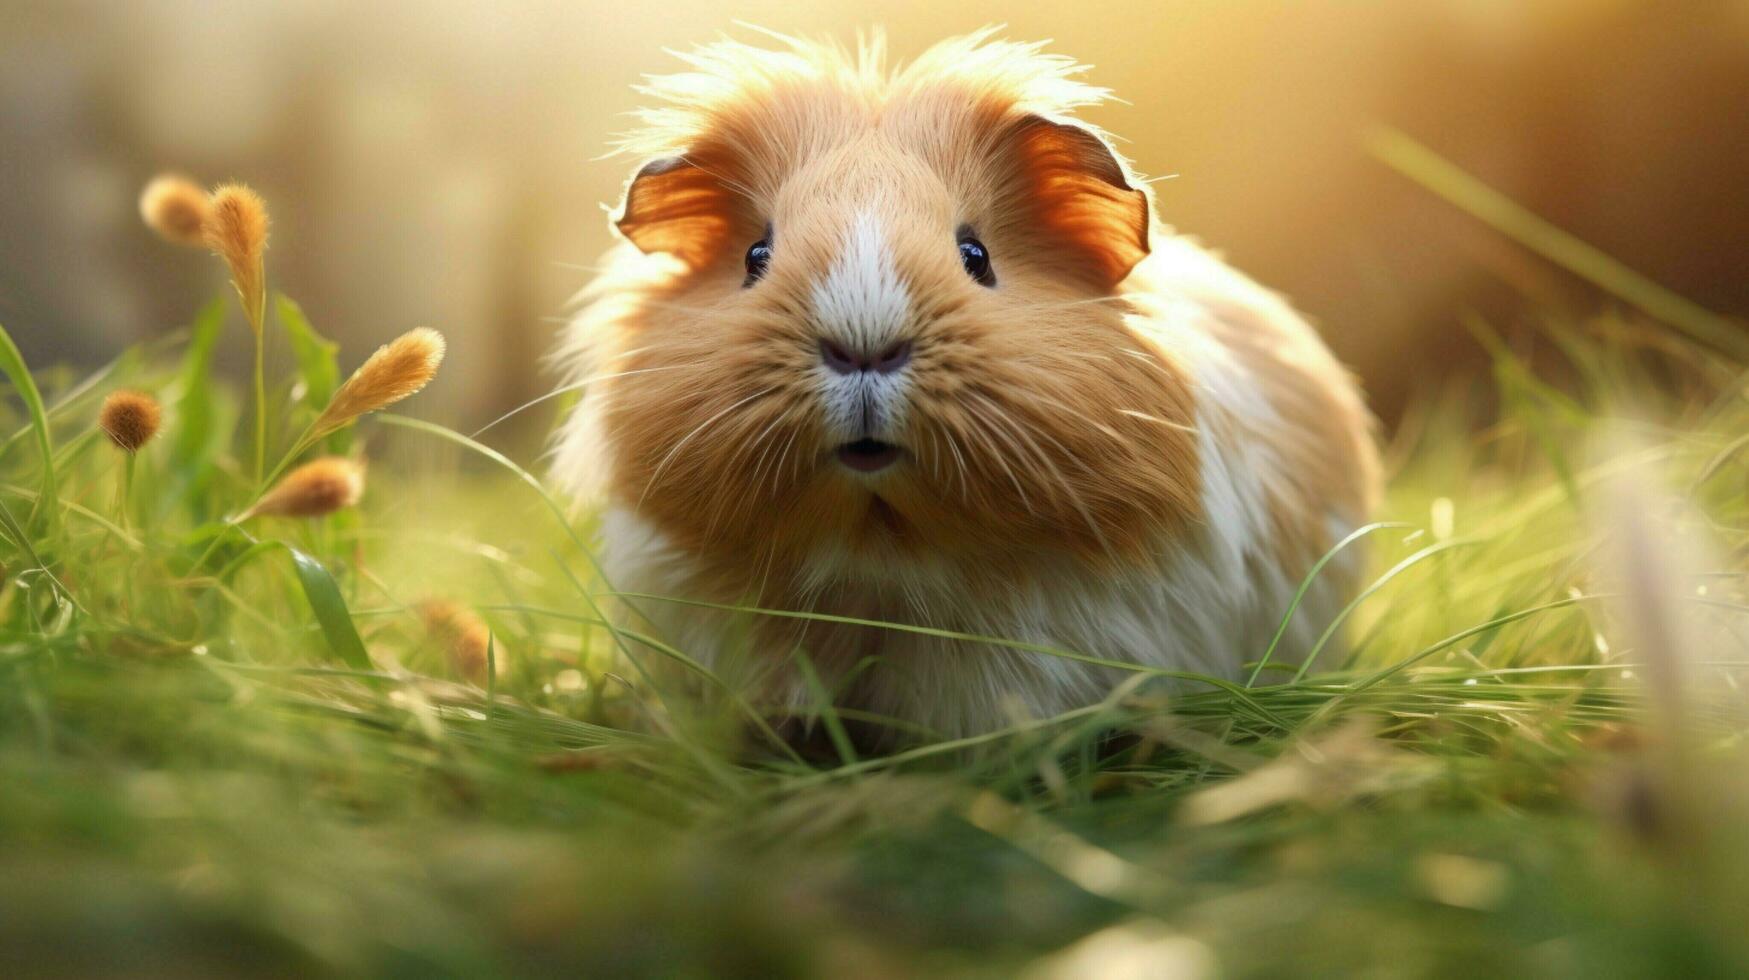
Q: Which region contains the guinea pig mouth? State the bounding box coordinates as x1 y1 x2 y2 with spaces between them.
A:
835 438 901 473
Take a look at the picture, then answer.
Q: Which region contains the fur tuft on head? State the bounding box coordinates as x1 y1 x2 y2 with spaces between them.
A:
612 27 1116 161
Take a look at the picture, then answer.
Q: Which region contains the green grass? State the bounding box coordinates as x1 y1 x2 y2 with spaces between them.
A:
5 168 1749 975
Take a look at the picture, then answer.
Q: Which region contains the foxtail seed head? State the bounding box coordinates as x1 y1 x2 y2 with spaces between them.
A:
312 328 446 437
139 175 210 247
417 600 498 684
242 456 364 519
202 183 270 333
98 390 163 453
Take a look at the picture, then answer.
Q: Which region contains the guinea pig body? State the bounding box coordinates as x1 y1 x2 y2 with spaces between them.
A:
552 32 1380 740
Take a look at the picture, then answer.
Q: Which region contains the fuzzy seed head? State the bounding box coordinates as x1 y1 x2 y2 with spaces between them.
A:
313 328 446 437
244 456 364 519
98 390 163 453
139 175 211 247
418 600 498 684
202 183 270 331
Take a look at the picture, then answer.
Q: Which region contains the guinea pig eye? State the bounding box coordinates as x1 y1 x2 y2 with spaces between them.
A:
958 236 995 287
743 238 773 287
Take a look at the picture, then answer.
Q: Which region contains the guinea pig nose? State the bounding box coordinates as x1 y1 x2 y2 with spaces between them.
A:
874 340 912 374
819 338 912 375
820 338 860 375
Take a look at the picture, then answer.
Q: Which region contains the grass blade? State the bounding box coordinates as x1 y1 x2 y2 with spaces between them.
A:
1292 537 1481 681
608 591 1291 729
222 537 373 669
1367 127 1749 357
285 544 373 670
164 298 230 514
1245 521 1414 686
0 321 59 531
276 295 347 453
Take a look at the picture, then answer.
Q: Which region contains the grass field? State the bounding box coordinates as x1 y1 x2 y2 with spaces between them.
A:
4 154 1749 977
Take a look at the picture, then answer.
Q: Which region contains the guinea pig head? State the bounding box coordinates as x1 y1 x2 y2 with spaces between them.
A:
594 38 1200 588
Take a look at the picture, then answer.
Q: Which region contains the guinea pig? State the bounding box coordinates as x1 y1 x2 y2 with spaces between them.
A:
551 30 1381 742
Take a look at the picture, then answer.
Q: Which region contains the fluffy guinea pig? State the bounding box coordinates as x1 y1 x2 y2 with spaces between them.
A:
552 31 1381 741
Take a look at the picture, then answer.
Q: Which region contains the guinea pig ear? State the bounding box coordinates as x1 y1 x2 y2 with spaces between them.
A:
1001 115 1151 289
613 156 738 270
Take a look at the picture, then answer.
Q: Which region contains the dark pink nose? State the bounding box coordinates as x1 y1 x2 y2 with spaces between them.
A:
820 338 911 375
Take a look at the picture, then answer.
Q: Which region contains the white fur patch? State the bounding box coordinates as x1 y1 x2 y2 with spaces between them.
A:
809 210 913 441
810 210 910 353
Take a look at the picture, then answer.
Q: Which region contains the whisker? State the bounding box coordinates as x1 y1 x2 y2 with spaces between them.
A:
550 259 615 274
731 403 805 505
1027 295 1135 311
769 425 806 496
1029 393 1128 442
636 297 740 318
1118 408 1200 434
638 387 774 511
937 424 972 503
472 364 692 438
701 407 794 543
961 399 1034 514
971 391 1118 562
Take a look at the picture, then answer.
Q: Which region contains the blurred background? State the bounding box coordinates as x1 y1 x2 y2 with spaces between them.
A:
2 0 1745 448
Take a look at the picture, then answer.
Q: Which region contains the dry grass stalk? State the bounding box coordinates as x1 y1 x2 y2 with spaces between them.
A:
242 456 364 519
311 328 446 437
